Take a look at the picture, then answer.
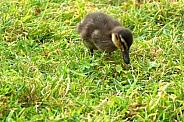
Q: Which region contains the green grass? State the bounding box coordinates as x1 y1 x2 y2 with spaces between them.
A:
0 0 184 121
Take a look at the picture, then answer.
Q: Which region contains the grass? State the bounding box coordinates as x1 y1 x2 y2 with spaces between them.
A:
0 0 184 121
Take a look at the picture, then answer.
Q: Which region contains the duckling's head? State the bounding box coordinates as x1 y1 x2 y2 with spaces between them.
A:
111 27 133 64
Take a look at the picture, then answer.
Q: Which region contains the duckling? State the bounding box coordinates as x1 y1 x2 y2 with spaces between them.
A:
77 12 133 64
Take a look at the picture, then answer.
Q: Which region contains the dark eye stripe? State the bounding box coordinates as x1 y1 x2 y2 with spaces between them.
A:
120 40 126 49
119 35 128 50
116 35 119 40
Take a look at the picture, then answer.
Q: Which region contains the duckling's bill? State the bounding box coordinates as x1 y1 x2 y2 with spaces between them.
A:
122 50 130 64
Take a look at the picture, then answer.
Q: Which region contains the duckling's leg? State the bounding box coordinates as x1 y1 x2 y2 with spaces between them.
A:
90 49 94 55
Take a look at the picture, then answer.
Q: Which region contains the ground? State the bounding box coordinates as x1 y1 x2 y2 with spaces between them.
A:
0 0 184 121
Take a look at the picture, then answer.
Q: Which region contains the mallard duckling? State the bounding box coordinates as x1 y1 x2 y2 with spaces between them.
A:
77 12 133 64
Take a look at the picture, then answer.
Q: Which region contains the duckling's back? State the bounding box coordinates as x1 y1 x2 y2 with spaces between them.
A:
77 12 122 38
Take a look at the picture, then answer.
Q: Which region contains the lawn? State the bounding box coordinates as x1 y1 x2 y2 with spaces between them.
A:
0 0 184 121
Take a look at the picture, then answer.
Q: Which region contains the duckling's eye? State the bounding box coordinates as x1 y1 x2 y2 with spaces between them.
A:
120 40 124 45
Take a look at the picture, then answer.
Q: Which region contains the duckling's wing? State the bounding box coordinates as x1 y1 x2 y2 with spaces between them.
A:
77 19 98 49
92 30 117 53
77 18 95 40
